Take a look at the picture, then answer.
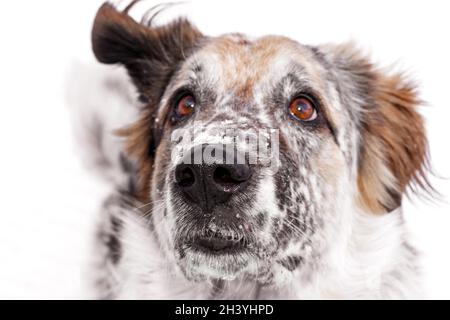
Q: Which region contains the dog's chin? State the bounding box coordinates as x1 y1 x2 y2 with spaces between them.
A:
180 248 252 281
175 237 255 281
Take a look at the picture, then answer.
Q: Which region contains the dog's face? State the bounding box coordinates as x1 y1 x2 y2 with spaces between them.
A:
92 3 428 284
151 36 351 282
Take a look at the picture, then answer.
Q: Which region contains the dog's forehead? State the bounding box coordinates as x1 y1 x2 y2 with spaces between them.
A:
187 34 325 91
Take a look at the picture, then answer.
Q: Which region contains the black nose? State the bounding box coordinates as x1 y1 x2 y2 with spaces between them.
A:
174 144 252 212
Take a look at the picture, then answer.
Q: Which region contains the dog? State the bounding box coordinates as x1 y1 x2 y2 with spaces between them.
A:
74 1 432 299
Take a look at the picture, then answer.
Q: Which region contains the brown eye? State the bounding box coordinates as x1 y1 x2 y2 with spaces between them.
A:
288 96 317 122
174 94 196 119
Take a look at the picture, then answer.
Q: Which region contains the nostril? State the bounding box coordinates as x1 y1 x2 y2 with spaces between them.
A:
213 166 234 185
176 166 196 188
213 165 251 188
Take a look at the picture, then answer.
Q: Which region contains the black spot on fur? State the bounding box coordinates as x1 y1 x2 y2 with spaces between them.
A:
193 63 203 74
274 135 299 212
256 211 267 228
209 279 225 299
278 256 304 271
308 45 331 69
119 153 139 195
106 215 122 264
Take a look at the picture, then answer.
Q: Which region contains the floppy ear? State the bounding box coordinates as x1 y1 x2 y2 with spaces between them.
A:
92 2 203 101
358 71 429 213
320 43 430 213
91 2 204 200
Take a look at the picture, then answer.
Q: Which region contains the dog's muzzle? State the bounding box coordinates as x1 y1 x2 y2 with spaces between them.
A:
174 144 253 254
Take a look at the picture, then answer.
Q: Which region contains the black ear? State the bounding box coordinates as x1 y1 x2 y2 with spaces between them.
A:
92 2 203 101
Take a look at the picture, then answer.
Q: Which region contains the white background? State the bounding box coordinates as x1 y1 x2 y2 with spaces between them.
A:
0 0 449 299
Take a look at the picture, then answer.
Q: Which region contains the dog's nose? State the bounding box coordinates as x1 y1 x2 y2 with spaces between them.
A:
174 144 252 212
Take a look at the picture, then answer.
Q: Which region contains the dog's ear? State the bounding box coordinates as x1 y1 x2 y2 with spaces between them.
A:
320 43 430 213
92 2 203 102
91 3 204 201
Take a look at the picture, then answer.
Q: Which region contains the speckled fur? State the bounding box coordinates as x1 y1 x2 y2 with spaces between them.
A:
72 2 429 299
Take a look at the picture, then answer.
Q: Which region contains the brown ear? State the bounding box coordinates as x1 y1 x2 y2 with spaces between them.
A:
92 2 203 101
358 71 429 213
320 43 430 213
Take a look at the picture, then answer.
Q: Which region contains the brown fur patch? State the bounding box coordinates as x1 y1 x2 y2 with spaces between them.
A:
116 109 153 201
192 35 299 102
358 72 429 213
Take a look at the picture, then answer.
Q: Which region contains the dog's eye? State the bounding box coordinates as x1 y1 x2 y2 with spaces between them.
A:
288 96 317 122
174 94 196 120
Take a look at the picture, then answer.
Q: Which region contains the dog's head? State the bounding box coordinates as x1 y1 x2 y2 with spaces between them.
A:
92 3 429 284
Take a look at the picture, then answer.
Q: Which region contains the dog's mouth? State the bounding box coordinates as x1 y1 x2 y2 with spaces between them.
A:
177 225 254 258
176 228 254 280
174 222 278 281
188 233 248 255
